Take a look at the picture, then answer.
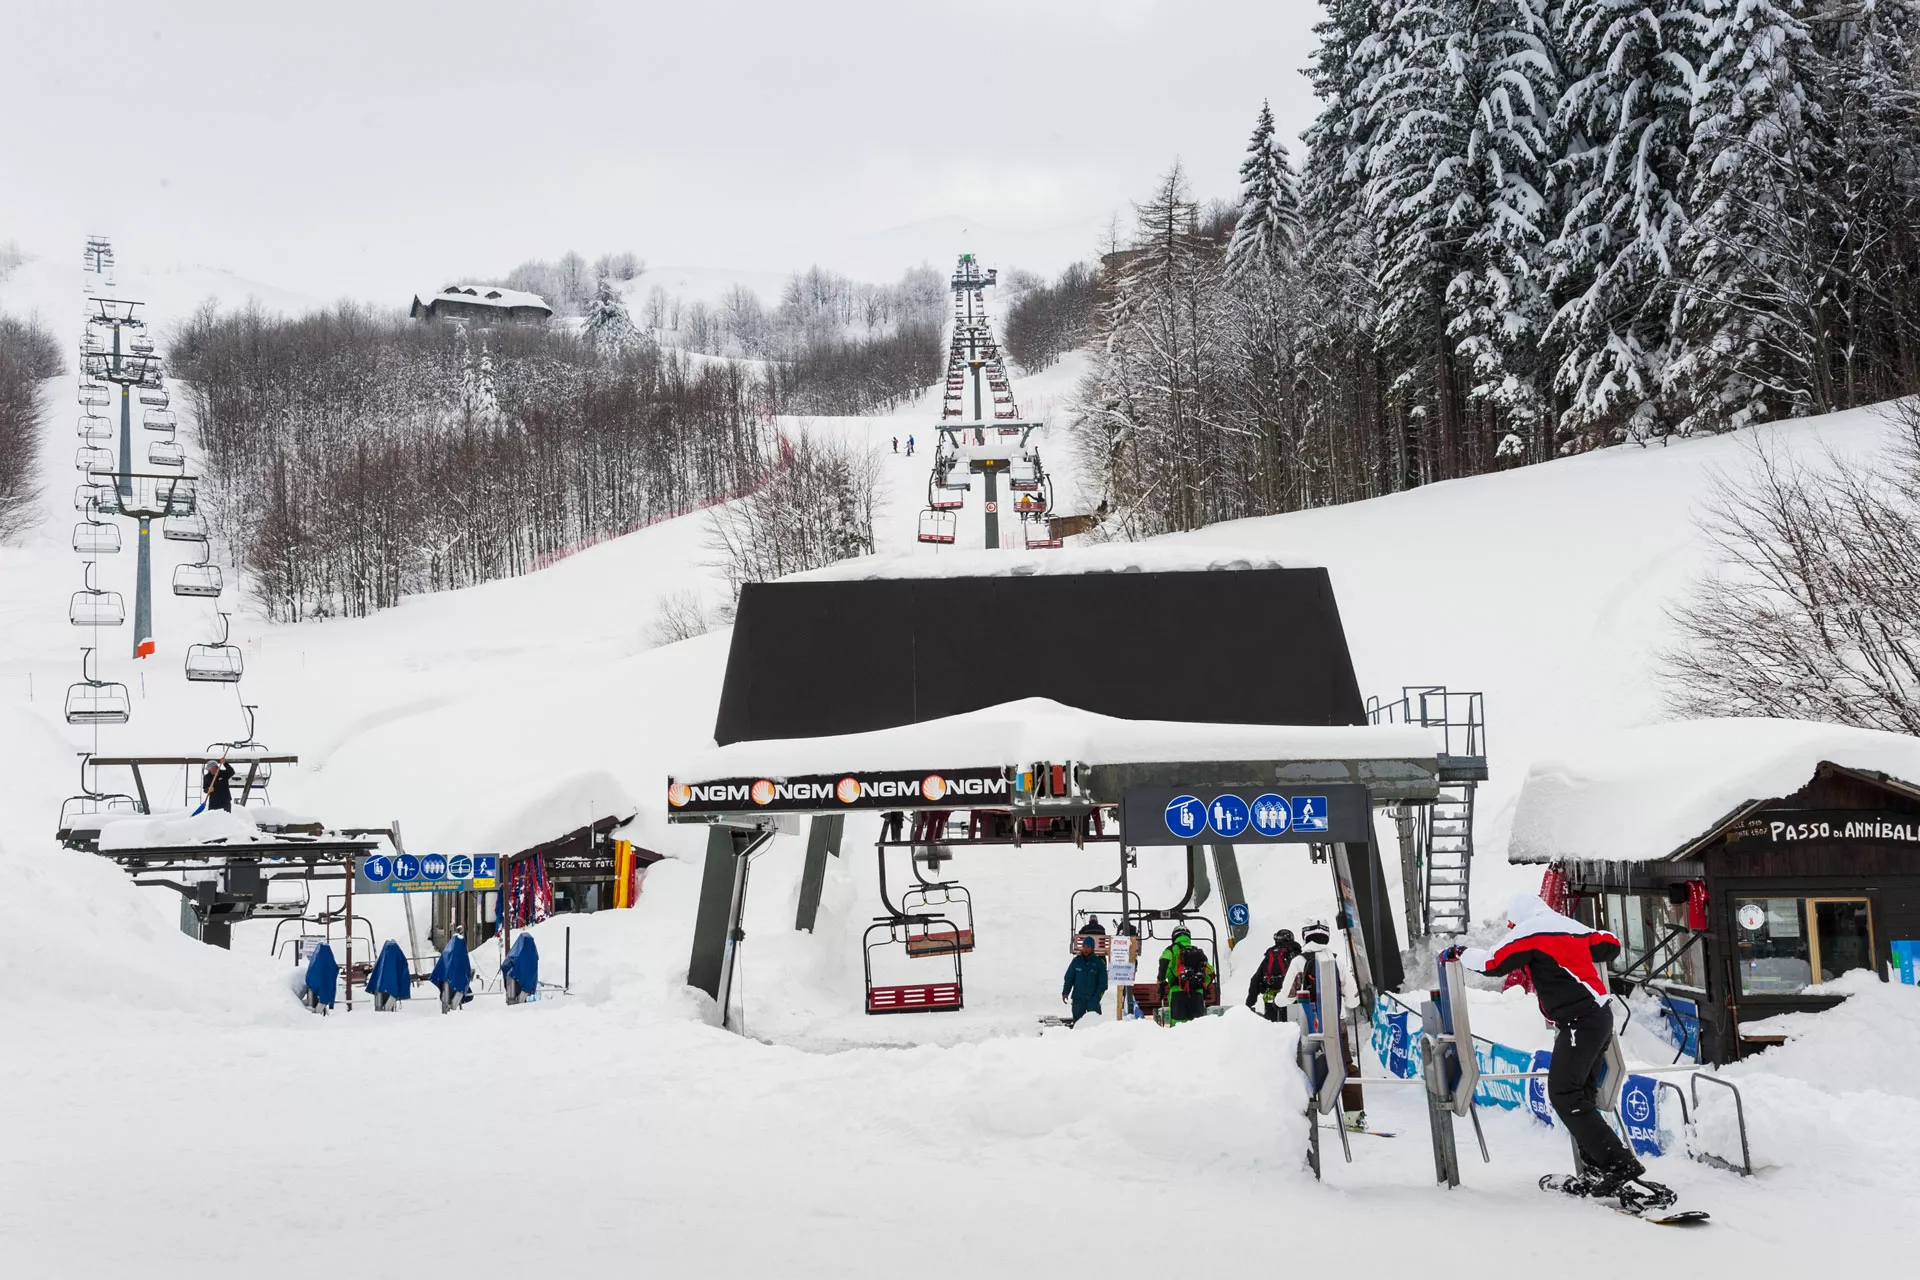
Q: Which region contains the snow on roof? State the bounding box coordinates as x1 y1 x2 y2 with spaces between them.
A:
1507 718 1920 864
97 807 284 851
790 544 1311 583
415 284 552 313
675 696 1440 781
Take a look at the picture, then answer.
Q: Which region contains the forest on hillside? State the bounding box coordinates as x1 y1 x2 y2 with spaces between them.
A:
1063 0 1920 539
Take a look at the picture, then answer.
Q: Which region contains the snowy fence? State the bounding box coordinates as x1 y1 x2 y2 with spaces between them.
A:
1371 997 1667 1156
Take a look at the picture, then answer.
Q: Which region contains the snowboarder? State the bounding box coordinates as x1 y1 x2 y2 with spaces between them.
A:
1280 921 1366 1121
200 759 235 813
1446 894 1642 1194
1062 934 1107 1023
1244 928 1301 1021
1156 927 1215 1024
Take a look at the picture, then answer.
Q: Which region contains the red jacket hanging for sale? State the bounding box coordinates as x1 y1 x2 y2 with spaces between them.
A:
1461 893 1619 1022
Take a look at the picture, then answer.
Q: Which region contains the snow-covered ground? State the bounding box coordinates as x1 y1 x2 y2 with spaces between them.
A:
3 260 1918 1274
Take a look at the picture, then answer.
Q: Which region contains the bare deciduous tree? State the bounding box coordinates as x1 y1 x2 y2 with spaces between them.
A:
1665 407 1920 733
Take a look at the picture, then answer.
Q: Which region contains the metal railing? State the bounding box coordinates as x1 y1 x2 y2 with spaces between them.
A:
1366 685 1487 761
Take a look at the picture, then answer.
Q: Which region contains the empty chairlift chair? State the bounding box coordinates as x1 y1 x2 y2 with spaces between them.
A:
139 388 168 408
72 521 122 555
163 480 196 516
78 414 112 440
172 561 222 598
143 408 176 432
917 508 956 544
186 611 245 684
164 511 209 542
75 445 113 476
863 918 964 1015
148 440 184 468
69 588 126 627
74 484 117 516
79 382 110 408
65 668 131 727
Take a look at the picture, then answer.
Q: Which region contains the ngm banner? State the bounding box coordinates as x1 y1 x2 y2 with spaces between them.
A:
668 767 1008 815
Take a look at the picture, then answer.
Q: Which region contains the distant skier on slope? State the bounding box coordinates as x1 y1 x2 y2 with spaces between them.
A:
905 435 915 457
1244 928 1301 1021
1156 927 1215 1024
1062 934 1107 1023
892 435 898 453
1446 894 1643 1195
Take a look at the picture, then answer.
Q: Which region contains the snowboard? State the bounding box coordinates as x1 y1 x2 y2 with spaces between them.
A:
1539 1174 1710 1226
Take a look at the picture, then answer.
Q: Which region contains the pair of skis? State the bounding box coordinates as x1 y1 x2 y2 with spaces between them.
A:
1539 1174 1710 1226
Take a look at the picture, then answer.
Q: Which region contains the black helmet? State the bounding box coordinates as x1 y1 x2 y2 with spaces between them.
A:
1275 928 1295 944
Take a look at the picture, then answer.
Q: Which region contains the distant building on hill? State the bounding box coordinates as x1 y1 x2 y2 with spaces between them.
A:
410 284 553 324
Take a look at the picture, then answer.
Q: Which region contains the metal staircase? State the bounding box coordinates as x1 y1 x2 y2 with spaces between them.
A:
1366 686 1486 938
1422 783 1476 936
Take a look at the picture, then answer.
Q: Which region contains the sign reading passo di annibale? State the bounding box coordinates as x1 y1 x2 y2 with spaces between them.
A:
1724 809 1920 850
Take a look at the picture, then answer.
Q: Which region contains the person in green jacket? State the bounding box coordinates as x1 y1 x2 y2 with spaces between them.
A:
1157 927 1216 1024
1062 935 1108 1022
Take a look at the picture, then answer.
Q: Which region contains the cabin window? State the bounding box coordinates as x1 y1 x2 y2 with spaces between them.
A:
1603 894 1649 970
1734 896 1874 995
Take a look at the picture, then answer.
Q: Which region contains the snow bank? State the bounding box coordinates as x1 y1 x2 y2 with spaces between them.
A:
97 806 269 851
675 696 1441 780
1695 973 1920 1187
792 543 1309 581
1507 718 1920 863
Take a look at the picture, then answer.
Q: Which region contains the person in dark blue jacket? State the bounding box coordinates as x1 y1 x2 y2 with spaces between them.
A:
1062 934 1108 1022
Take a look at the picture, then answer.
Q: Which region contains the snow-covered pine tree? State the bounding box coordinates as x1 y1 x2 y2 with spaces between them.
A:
1545 0 1700 445
1445 0 1561 462
1364 0 1471 486
1226 101 1304 282
1672 0 1818 431
582 274 642 354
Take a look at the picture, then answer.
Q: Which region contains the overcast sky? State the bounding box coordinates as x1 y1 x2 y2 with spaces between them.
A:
3 1 1324 303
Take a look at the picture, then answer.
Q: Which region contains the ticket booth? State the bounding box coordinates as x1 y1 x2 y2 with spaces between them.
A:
1553 760 1920 1063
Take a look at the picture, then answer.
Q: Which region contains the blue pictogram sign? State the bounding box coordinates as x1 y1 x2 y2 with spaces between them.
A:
364 854 392 883
1165 795 1205 839
1250 794 1292 837
1208 794 1250 838
421 854 448 879
474 855 499 879
1226 903 1250 928
394 853 421 881
448 854 473 879
1290 795 1329 832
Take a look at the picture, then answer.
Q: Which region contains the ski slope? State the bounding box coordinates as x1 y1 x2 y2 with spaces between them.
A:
4 260 1919 1274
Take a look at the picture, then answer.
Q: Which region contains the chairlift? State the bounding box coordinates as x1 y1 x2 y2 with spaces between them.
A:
172 561 223 598
1023 519 1063 551
863 917 963 1014
916 508 956 544
69 588 126 627
138 388 168 407
74 483 117 515
143 408 176 431
164 480 197 516
1070 884 1143 944
75 445 113 475
79 382 110 407
78 414 112 440
164 511 209 542
129 335 155 355
901 880 976 956
927 478 964 512
185 642 244 683
64 649 130 726
72 521 121 555
148 440 184 468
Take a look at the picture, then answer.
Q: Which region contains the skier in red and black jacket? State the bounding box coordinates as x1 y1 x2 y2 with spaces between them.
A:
1445 894 1643 1193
